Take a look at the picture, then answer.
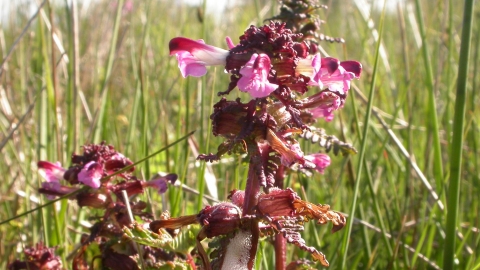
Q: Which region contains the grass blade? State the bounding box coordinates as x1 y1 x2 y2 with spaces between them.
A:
340 2 386 268
443 0 475 268
414 0 444 187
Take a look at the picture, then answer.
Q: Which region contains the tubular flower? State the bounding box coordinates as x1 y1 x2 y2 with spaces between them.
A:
304 153 331 174
77 161 103 188
37 161 77 199
37 161 66 183
104 153 134 173
309 92 342 121
144 173 178 194
311 57 362 95
237 53 279 98
169 37 229 77
297 54 322 86
7 242 62 270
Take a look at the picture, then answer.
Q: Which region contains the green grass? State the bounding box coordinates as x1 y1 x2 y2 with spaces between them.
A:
0 0 479 269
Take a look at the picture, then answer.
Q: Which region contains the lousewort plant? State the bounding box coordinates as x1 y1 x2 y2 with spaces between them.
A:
10 1 362 269
148 3 362 269
10 142 182 269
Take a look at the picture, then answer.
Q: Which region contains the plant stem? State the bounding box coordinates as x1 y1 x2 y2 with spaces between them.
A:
443 0 475 268
274 165 286 270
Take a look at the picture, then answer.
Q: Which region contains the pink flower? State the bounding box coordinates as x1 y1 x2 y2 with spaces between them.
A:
104 153 134 173
296 54 320 80
37 161 78 199
280 142 305 167
315 57 362 95
144 173 178 194
77 161 103 189
37 161 66 183
225 36 235 49
304 153 331 174
237 53 279 98
309 92 342 122
299 55 362 96
169 37 230 77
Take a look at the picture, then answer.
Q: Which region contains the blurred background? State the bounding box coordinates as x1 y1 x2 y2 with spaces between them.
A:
0 0 478 269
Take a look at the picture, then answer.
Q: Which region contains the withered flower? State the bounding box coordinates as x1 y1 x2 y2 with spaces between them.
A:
8 242 62 270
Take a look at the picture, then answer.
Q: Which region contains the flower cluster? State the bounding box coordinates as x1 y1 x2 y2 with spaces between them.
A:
157 20 361 269
8 242 62 270
171 22 360 127
38 142 177 204
35 142 182 268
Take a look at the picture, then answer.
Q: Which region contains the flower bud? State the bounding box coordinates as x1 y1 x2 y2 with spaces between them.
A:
257 188 300 217
197 203 242 238
76 191 110 208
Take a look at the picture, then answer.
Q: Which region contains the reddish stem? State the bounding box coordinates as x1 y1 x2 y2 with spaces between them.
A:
274 165 286 270
275 233 287 270
242 141 271 269
242 152 262 216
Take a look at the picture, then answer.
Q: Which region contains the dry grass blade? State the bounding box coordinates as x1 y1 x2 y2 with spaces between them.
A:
352 84 444 210
0 0 47 77
0 94 38 152
38 1 69 64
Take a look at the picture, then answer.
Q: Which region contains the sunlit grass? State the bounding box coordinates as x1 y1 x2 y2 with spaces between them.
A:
0 0 478 269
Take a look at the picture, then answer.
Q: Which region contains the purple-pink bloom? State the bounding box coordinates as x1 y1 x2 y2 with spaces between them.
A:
169 37 230 77
309 92 342 122
144 173 178 194
37 161 77 199
301 55 361 96
225 36 235 49
104 153 134 173
315 58 361 95
37 161 66 183
304 153 331 174
280 142 304 167
267 129 314 169
297 53 321 82
237 53 279 98
77 161 103 189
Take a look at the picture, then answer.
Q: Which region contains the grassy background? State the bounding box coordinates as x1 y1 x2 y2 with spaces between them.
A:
0 0 479 269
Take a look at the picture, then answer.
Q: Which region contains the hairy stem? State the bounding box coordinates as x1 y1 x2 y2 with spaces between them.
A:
274 165 286 270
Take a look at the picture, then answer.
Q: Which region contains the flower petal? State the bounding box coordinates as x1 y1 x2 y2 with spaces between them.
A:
176 51 208 77
78 161 103 189
169 37 229 77
237 53 278 98
308 92 342 121
340 60 362 78
146 173 178 194
225 36 235 49
37 161 66 183
304 153 331 174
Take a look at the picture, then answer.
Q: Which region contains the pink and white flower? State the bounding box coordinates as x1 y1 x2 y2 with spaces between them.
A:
37 161 66 183
298 54 362 95
169 37 230 77
77 161 103 189
237 53 279 98
37 161 77 199
309 92 342 122
304 153 331 174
